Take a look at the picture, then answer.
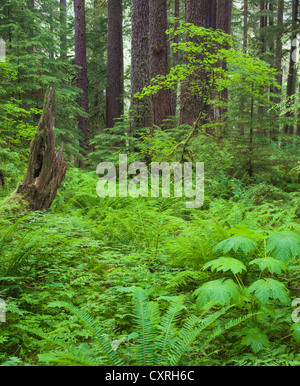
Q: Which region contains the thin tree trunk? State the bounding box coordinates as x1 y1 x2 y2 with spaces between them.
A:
60 0 67 58
74 0 90 154
106 0 124 128
17 88 67 211
170 0 180 116
130 0 153 132
284 0 299 135
243 0 248 52
271 0 284 141
215 0 233 126
149 0 172 127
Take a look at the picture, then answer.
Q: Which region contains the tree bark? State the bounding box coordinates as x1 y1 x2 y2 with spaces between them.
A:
170 0 180 116
60 0 67 58
130 0 153 132
215 0 233 126
106 0 124 129
149 0 172 127
179 0 211 126
284 0 299 135
243 0 248 52
74 0 90 153
17 88 67 211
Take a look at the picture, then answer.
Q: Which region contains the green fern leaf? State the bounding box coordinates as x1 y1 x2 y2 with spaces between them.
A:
48 302 123 366
155 296 185 366
132 287 158 366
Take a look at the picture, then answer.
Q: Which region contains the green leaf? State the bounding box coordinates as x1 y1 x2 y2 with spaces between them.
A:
249 257 287 274
214 236 256 255
240 327 270 353
291 323 300 343
194 279 240 307
247 279 290 305
266 231 300 262
203 257 247 275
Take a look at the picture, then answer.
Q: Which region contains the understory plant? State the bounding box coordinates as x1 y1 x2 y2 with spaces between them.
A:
19 287 253 366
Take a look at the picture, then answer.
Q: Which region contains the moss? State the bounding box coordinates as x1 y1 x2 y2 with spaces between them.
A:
245 183 290 205
0 192 30 223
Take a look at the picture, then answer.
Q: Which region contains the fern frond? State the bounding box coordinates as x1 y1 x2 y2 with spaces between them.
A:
49 301 123 366
155 296 185 366
169 306 232 366
132 287 158 366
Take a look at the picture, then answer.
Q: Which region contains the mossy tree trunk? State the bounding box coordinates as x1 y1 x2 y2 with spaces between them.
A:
17 88 67 211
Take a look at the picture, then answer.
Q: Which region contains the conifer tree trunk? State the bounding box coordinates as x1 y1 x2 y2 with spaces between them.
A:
284 0 299 135
275 0 284 93
130 0 153 131
17 88 67 211
179 0 211 126
106 0 124 128
149 0 172 127
243 0 248 52
74 0 90 153
170 0 180 116
60 0 67 58
215 0 232 126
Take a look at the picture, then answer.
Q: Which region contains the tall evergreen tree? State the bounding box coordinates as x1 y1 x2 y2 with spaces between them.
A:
130 0 153 132
74 0 90 154
106 0 124 129
149 0 172 127
60 0 67 58
179 0 211 126
284 0 299 135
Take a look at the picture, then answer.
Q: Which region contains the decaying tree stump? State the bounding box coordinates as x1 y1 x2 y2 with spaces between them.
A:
17 87 67 211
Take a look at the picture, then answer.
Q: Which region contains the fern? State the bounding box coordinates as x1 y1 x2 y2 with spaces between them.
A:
154 296 185 365
48 302 124 366
132 287 158 366
19 288 249 366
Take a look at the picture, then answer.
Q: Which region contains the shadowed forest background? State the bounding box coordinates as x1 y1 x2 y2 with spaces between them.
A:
0 0 299 367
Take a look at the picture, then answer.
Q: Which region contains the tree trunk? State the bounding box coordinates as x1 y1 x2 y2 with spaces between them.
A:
270 0 284 141
149 0 172 127
130 0 153 132
106 0 124 129
60 0 67 58
170 0 180 116
216 0 232 35
74 0 90 153
284 0 299 135
17 88 67 211
179 0 211 126
243 0 248 52
215 0 233 126
275 0 284 93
